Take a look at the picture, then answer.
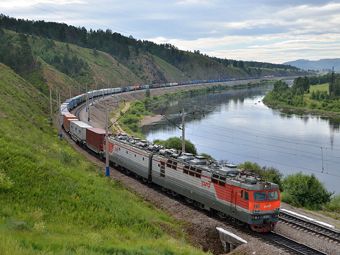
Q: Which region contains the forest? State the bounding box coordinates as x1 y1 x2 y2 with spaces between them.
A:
0 14 299 78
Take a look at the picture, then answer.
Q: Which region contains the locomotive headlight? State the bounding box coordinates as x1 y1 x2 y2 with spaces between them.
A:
252 214 261 220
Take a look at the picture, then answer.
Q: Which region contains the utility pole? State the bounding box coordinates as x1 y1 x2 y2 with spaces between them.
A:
321 146 324 173
69 86 72 99
88 92 91 123
85 85 90 123
86 85 88 113
330 66 335 97
105 104 110 177
58 91 62 139
181 108 185 154
49 86 53 124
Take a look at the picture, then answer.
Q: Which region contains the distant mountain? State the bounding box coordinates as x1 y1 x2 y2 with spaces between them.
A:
284 59 340 72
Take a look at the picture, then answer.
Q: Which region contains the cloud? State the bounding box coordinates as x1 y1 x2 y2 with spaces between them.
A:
2 0 340 63
0 0 84 9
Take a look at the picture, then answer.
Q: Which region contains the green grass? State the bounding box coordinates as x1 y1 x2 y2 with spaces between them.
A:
264 82 340 118
151 55 187 82
27 32 140 90
0 63 206 254
309 83 329 93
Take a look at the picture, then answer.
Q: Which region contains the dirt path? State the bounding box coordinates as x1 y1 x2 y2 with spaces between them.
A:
110 101 130 133
140 114 164 126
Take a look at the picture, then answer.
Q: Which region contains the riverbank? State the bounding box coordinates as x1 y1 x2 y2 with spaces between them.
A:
263 98 340 121
119 82 269 138
263 83 340 121
77 79 340 254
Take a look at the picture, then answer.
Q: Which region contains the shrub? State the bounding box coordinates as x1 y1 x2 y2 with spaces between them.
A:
238 162 283 190
0 169 14 191
282 172 332 209
154 137 197 154
324 194 340 213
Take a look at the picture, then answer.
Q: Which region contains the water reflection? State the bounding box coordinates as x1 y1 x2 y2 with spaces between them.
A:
143 85 340 193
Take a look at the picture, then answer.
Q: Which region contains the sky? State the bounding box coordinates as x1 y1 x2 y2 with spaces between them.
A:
1 0 340 63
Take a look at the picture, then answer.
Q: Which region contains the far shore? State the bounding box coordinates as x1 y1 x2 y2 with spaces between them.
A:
140 114 164 126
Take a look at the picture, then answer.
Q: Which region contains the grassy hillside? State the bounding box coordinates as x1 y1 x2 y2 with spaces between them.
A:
28 33 142 90
0 63 205 254
0 15 304 93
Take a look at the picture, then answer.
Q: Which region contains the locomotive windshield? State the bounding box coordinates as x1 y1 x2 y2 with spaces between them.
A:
254 190 279 201
268 191 279 200
254 192 267 201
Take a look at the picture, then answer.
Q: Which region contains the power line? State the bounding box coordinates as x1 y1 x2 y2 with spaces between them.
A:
187 139 340 179
144 96 340 152
186 125 340 161
184 130 340 166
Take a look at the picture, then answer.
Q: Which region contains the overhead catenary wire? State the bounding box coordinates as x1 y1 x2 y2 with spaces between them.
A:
148 104 340 178
143 97 340 152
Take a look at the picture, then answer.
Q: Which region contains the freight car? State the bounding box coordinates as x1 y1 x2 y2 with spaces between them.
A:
60 76 281 233
69 120 92 145
86 127 109 157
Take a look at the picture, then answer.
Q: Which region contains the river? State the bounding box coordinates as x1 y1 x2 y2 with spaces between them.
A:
142 84 340 193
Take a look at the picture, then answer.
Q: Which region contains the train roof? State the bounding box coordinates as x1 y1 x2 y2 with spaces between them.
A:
111 134 279 191
70 120 92 128
88 127 107 134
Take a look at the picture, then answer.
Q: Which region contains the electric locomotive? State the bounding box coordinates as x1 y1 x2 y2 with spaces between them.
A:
108 134 280 232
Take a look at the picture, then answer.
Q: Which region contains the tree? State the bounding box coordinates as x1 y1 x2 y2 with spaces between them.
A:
154 137 197 155
145 88 150 98
92 48 98 57
333 77 340 97
282 172 332 209
293 76 310 94
238 161 283 190
273 80 288 92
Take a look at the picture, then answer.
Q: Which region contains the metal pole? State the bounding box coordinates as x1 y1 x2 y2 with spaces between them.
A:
181 108 185 154
321 146 324 173
105 104 110 177
86 85 88 112
49 86 53 124
58 91 62 139
88 92 91 123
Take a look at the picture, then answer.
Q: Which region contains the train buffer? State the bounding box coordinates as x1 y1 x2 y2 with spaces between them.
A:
216 227 247 252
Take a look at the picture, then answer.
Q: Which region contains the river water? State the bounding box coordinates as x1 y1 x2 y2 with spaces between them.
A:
142 84 340 193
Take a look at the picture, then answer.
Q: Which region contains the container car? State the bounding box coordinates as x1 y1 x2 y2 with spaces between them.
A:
86 127 109 156
70 120 92 144
63 113 78 133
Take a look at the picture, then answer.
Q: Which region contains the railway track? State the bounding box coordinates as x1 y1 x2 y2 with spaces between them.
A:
262 232 327 255
279 211 340 243
71 97 334 255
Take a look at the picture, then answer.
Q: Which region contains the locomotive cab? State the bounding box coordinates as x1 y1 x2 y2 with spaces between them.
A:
248 187 280 232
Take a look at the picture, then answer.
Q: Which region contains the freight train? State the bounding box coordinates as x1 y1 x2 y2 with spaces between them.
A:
60 78 281 233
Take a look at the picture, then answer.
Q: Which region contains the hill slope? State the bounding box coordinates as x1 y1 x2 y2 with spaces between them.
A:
284 58 340 72
0 14 303 92
0 63 204 254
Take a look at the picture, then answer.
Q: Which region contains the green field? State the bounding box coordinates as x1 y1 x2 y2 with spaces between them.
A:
0 63 206 254
264 82 340 116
